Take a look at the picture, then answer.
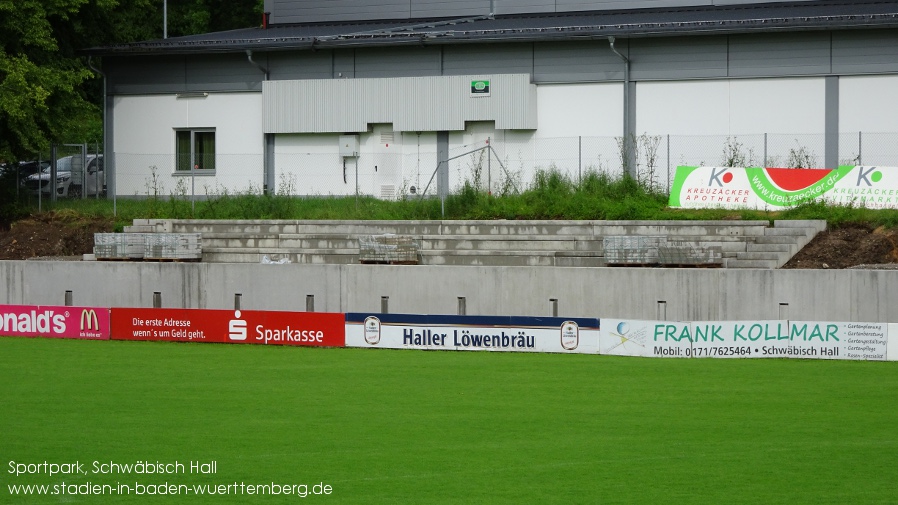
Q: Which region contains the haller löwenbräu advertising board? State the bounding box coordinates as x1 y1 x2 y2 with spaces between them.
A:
346 313 599 354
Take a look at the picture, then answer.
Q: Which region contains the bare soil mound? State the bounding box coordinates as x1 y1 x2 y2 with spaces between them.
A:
782 225 898 269
0 212 114 260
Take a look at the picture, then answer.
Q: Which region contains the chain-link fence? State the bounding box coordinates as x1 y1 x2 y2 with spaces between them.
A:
114 153 265 199
106 132 898 201
10 143 105 209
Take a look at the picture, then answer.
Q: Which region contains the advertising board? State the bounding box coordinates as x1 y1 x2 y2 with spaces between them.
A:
346 313 599 354
600 319 888 360
670 165 898 210
787 321 887 361
0 305 110 340
111 308 345 347
599 319 691 358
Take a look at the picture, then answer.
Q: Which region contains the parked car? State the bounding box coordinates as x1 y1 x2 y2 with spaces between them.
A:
2 160 50 181
24 155 105 198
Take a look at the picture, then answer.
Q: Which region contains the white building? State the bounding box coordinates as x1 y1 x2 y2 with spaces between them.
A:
85 0 898 198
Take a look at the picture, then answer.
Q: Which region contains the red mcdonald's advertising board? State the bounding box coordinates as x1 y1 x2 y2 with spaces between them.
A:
111 308 345 347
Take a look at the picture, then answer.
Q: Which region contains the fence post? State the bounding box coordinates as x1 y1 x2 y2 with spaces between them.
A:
381 296 389 314
657 300 667 321
234 293 242 310
549 298 558 317
858 131 862 165
487 137 491 195
763 133 768 167
153 291 162 308
50 144 58 203
306 295 315 312
666 134 670 192
578 136 582 186
457 296 466 316
65 290 73 307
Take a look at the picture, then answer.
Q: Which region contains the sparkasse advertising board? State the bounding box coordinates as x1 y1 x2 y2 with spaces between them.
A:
670 165 898 210
0 305 110 340
346 313 599 354
111 308 345 347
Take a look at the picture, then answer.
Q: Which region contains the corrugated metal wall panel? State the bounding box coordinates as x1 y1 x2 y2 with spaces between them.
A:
493 0 554 15
833 31 898 75
534 41 622 82
442 45 533 76
630 36 728 80
355 47 442 78
107 56 187 94
270 0 410 23
185 54 262 92
269 51 333 80
411 0 489 18
556 0 711 12
398 77 463 131
268 0 841 23
729 32 831 77
263 74 536 133
713 0 815 4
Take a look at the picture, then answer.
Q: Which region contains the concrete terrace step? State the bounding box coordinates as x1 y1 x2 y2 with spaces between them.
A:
746 243 794 254
136 219 780 237
773 220 828 233
419 235 601 252
202 250 360 265
592 221 770 237
440 221 597 236
419 250 558 267
130 219 828 269
200 233 757 255
752 235 802 244
735 251 783 261
725 258 779 269
762 227 818 239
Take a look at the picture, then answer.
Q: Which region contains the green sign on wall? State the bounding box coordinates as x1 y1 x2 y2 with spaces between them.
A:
470 80 490 97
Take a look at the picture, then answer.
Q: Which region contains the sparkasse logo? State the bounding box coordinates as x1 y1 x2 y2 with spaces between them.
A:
228 310 247 340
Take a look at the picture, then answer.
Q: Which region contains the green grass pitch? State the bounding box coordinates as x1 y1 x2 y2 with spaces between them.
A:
2 337 897 504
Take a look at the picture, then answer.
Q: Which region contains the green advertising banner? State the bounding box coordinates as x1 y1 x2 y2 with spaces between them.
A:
670 166 898 209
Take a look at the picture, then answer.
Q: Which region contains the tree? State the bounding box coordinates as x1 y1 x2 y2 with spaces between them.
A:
0 0 262 163
165 0 263 38
0 0 108 161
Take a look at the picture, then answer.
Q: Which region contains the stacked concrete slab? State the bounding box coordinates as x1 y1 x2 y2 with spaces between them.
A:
123 219 826 269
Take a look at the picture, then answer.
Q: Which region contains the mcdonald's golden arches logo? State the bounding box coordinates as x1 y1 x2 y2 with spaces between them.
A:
80 309 100 331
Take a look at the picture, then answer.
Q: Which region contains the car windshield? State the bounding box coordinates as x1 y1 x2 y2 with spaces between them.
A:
39 157 73 174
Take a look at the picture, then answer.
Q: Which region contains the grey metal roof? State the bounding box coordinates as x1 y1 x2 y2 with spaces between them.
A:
84 1 898 55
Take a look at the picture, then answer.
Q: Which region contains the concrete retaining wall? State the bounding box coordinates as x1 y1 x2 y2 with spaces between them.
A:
3 261 896 322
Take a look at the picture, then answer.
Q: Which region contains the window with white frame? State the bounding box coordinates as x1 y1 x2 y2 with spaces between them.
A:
175 129 216 172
